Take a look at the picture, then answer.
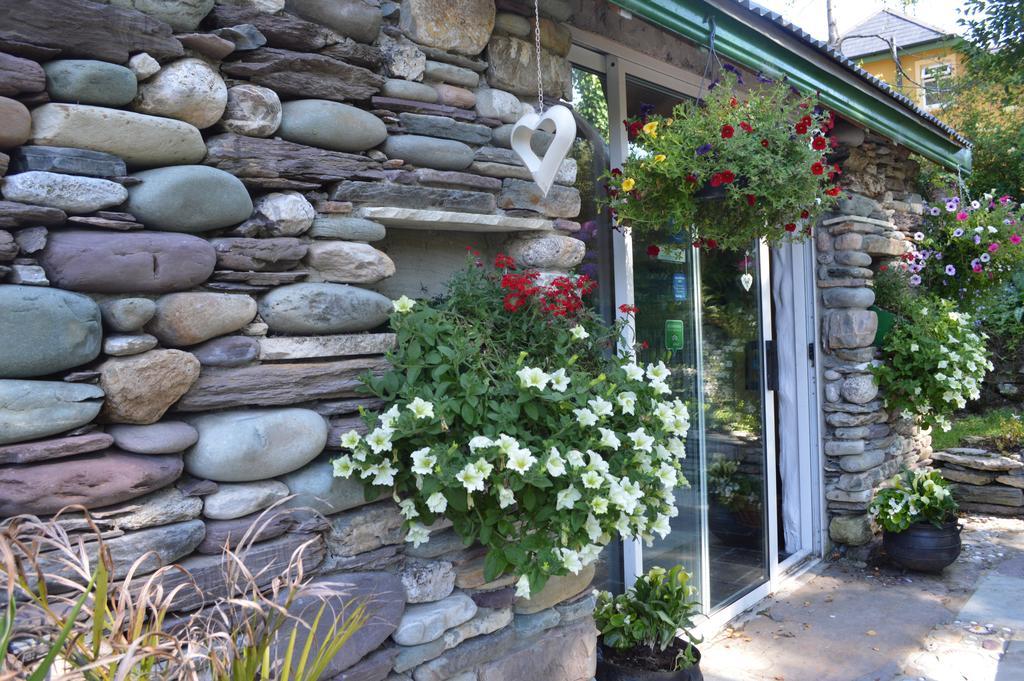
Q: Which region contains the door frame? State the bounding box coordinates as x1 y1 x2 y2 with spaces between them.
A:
569 34 825 628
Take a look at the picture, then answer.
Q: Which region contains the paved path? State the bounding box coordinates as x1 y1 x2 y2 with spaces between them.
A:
700 515 1024 681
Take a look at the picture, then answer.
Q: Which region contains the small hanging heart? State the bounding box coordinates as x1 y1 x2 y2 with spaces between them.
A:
740 272 754 291
510 104 577 197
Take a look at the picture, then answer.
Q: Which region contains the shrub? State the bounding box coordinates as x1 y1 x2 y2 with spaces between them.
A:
594 565 701 671
869 469 958 533
872 296 992 432
601 70 839 250
333 255 691 596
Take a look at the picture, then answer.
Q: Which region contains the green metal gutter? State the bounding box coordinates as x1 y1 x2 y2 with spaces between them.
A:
611 0 972 171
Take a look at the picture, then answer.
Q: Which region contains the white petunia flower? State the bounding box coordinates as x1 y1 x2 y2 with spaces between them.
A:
649 379 671 395
507 447 537 474
566 449 586 467
666 438 687 459
339 430 362 450
617 391 637 415
407 397 435 419
570 325 590 340
546 448 566 477
456 462 486 492
366 428 393 454
495 433 519 455
556 485 582 510
399 498 418 519
623 363 646 381
581 470 603 489
652 514 671 538
588 450 610 474
588 396 614 417
332 455 355 478
497 485 515 508
517 366 550 390
592 496 609 515
579 544 602 566
411 447 436 475
628 427 655 453
372 462 398 486
468 435 494 451
646 361 671 382
598 427 621 450
549 368 571 392
473 457 494 478
392 295 416 313
560 548 583 575
379 405 400 429
405 522 430 548
656 463 678 489
426 492 448 514
574 408 598 427
515 575 532 599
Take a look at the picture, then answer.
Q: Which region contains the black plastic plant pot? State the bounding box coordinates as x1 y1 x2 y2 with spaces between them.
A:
693 182 728 201
708 500 762 550
597 642 704 681
883 520 961 573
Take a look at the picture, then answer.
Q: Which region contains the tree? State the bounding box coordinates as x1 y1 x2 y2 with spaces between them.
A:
571 69 609 142
959 0 1024 86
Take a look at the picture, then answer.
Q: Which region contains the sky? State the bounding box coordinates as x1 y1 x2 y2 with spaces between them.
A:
752 0 969 42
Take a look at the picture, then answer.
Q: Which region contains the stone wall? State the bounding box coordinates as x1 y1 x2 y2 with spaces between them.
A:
0 1 597 679
818 123 934 553
932 443 1024 517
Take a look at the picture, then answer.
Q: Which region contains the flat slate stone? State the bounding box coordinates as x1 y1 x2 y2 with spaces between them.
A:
211 237 307 271
31 103 206 169
43 59 137 106
189 335 260 367
309 215 386 241
2 171 127 214
259 283 393 335
0 52 45 97
359 206 550 232
221 47 384 102
498 178 581 218
197 511 292 554
0 449 182 516
0 431 113 465
39 230 217 293
103 333 158 356
90 485 202 531
423 60 481 88
204 132 380 184
382 78 439 103
279 452 382 514
125 165 253 233
0 379 104 445
184 407 328 481
8 145 127 178
107 421 199 454
278 99 387 153
331 181 496 214
283 0 382 44
208 4 333 52
174 356 387 410
398 113 492 145
933 451 1024 472
514 563 594 614
0 285 102 379
202 479 290 520
258 333 395 360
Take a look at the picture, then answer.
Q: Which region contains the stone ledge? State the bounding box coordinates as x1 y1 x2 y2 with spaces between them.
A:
822 215 894 229
359 206 554 232
258 333 396 360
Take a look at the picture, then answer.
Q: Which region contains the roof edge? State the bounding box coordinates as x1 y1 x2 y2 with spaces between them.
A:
610 0 972 172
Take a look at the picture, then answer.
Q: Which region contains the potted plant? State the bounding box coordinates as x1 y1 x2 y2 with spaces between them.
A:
870 468 961 572
869 265 913 346
602 69 840 250
595 565 703 681
706 456 762 548
332 255 691 597
872 295 992 433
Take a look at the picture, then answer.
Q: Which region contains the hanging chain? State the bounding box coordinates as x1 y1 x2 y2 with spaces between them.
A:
533 0 544 111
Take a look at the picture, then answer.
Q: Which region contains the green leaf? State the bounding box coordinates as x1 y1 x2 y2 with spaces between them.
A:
483 550 508 582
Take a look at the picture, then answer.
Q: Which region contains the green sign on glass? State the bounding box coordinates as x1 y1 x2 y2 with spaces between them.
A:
665 319 684 350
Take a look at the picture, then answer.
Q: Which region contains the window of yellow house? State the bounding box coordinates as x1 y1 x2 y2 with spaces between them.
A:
921 61 954 109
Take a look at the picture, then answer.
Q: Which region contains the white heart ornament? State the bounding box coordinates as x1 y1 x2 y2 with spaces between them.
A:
510 104 576 197
740 273 754 292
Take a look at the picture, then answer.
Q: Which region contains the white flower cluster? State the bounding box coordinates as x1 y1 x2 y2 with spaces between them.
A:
331 356 691 594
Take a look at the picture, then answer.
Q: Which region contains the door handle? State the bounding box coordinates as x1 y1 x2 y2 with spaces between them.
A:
765 339 779 392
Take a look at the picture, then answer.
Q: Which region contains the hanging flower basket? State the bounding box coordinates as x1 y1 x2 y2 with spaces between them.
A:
602 70 841 250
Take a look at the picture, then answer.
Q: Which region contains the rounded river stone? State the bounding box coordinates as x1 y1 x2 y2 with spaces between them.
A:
0 96 31 149
0 380 104 445
99 298 157 332
0 450 182 520
43 60 138 106
382 135 473 171
145 292 257 346
133 58 227 129
202 480 290 520
277 99 387 153
107 421 199 454
258 283 393 335
125 165 253 233
184 408 328 481
0 286 102 379
38 230 216 293
220 83 281 137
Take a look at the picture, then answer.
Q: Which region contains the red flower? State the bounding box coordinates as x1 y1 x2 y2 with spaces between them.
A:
879 264 889 272
706 239 718 249
795 122 808 135
829 138 839 148
640 340 650 350
760 139 769 148
619 303 639 314
709 173 724 188
800 210 810 219
784 223 797 232
825 186 841 196
739 121 753 133
800 115 813 127
720 170 736 184
647 244 661 258
503 293 527 312
730 97 738 107
611 167 622 176
812 136 827 151
494 253 516 270
721 124 735 139
811 162 825 175
745 194 756 206
685 173 698 184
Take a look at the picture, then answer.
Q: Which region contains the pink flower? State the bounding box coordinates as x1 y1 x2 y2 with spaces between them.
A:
989 242 1000 253
1000 195 1012 205
956 211 969 221
1011 234 1022 245
973 263 983 272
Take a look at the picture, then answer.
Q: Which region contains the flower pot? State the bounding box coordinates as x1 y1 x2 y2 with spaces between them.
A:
708 499 762 549
597 641 703 681
693 177 749 202
870 306 896 347
883 520 961 573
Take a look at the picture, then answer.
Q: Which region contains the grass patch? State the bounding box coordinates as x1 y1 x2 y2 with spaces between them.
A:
931 407 1024 452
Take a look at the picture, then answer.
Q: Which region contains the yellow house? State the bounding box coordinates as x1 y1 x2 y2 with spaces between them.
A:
839 10 965 111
